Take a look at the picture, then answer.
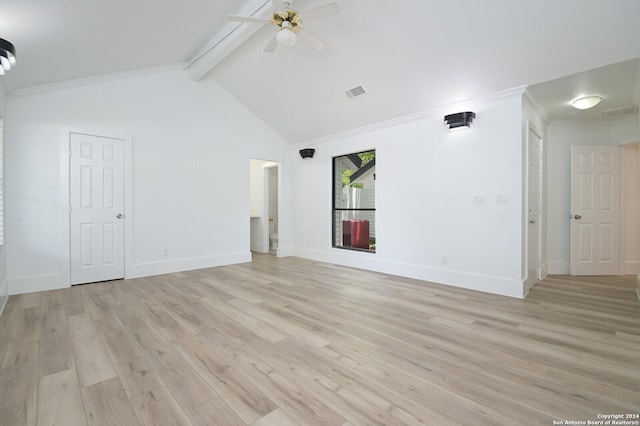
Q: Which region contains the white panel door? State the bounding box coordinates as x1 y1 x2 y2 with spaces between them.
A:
525 127 542 288
570 146 619 275
70 133 125 285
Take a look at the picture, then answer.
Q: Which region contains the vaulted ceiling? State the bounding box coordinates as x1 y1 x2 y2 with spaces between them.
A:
2 0 639 143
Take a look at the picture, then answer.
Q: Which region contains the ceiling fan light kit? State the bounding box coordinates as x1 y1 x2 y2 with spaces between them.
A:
571 95 602 110
228 0 339 53
276 26 297 47
0 38 16 75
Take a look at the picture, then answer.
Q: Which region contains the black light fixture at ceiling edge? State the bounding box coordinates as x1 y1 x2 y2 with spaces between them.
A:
444 111 476 129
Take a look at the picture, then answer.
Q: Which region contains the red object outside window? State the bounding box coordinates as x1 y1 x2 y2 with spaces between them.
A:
342 220 369 249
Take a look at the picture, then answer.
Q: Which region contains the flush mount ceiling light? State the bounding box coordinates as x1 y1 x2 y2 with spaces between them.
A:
571 96 602 110
0 38 16 75
444 112 476 130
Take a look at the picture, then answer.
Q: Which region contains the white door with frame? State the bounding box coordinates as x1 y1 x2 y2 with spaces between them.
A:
570 145 619 275
70 133 125 285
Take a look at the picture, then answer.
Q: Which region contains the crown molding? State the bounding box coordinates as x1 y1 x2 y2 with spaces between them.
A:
10 63 185 97
295 85 528 149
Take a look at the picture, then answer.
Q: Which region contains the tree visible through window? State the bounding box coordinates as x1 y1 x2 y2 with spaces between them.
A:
332 150 375 252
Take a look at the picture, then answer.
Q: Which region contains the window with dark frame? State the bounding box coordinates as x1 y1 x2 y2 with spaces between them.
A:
332 150 376 252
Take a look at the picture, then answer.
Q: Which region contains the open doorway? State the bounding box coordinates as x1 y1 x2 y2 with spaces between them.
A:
249 159 280 255
525 124 543 290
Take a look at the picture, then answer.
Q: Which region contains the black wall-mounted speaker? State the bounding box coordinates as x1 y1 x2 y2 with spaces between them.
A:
444 111 476 129
299 148 315 159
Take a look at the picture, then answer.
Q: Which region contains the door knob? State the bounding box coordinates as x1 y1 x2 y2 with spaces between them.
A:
116 214 123 219
573 214 581 220
528 219 536 224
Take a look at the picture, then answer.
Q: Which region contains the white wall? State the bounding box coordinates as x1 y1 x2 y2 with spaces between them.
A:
250 159 269 253
635 74 640 299
4 67 292 294
0 84 7 315
293 89 527 298
637 110 640 299
546 114 640 274
250 159 266 218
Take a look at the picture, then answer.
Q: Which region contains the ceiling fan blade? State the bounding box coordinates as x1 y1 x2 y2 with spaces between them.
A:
264 32 279 53
301 3 340 22
298 28 328 50
228 15 272 24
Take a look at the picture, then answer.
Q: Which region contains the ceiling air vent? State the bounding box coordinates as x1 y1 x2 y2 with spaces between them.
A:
345 85 366 98
602 105 638 119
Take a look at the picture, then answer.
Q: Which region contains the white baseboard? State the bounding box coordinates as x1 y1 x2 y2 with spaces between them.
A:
8 273 70 295
7 252 252 295
548 261 570 275
276 246 294 257
293 248 524 298
128 251 251 279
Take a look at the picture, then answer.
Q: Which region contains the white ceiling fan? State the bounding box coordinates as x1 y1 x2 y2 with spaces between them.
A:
228 0 340 53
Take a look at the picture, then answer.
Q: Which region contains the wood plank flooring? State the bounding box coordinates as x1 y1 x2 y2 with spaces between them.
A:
1 254 639 425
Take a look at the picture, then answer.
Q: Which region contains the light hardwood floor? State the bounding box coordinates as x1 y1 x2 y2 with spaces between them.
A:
1 254 639 425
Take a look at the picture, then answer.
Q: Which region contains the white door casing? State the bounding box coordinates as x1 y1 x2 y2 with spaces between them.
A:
262 165 271 253
570 145 619 276
70 133 125 284
525 126 542 288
